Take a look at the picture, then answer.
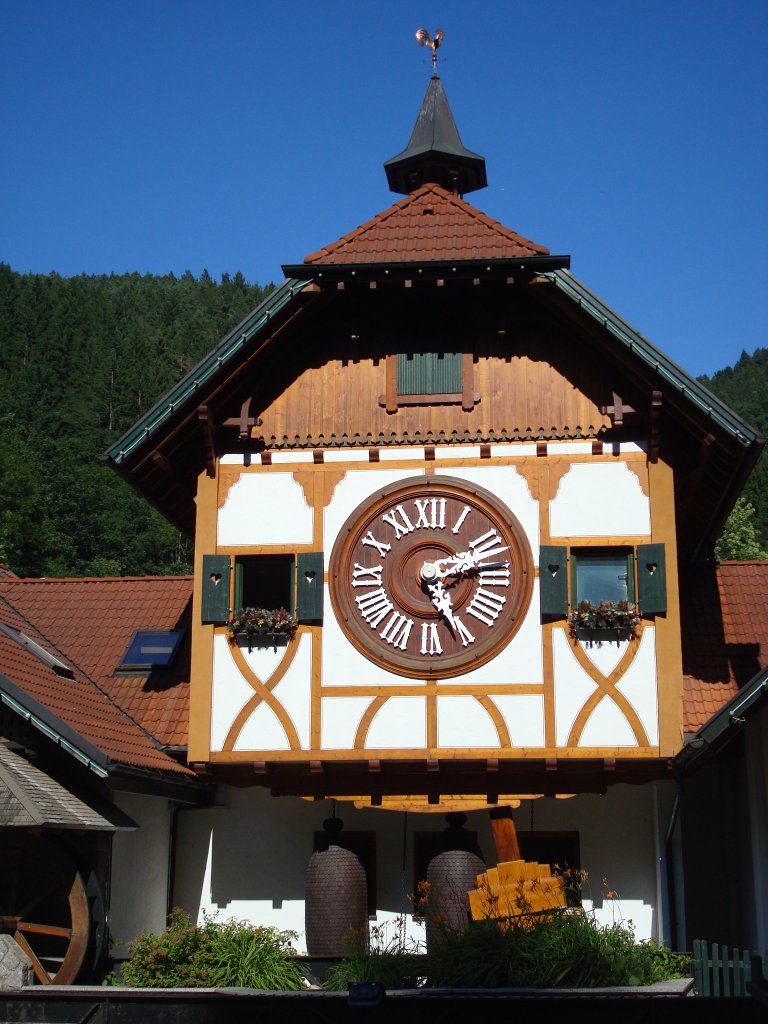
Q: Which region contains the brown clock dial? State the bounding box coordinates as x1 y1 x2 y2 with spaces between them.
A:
329 476 534 679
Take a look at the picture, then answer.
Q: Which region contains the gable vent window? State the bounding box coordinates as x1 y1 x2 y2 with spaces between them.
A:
382 352 477 412
117 629 185 673
397 352 462 396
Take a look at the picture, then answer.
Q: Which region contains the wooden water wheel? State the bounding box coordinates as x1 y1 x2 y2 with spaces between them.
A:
0 833 91 984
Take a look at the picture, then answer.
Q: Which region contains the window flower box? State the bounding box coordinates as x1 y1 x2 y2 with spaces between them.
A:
569 600 639 646
227 607 298 652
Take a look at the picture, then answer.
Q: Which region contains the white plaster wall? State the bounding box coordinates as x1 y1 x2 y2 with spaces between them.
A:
218 472 313 546
172 782 667 951
549 462 651 537
109 792 171 955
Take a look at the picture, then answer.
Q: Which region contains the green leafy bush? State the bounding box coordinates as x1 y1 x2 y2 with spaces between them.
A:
426 910 688 989
322 918 425 991
119 909 305 990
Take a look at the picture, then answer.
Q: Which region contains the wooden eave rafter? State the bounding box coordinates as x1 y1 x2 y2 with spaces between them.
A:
197 756 674 799
282 254 570 285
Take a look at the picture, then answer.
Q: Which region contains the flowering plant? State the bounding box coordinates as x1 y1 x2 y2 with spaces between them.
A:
569 600 639 643
227 607 298 650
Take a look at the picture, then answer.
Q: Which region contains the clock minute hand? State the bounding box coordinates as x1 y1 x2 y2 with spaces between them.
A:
434 551 509 578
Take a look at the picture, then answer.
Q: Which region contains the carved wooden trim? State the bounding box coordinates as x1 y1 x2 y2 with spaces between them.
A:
222 636 305 751
565 632 649 747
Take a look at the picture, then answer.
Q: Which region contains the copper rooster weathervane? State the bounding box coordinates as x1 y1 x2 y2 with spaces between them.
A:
416 27 444 73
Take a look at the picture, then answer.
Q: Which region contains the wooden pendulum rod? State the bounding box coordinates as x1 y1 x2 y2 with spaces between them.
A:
488 805 521 862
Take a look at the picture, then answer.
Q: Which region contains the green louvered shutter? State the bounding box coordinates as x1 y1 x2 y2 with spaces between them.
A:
297 552 324 623
397 352 462 395
637 543 667 614
202 555 231 624
539 545 568 615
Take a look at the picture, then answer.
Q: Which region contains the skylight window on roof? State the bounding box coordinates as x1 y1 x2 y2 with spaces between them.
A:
117 630 185 673
0 622 74 678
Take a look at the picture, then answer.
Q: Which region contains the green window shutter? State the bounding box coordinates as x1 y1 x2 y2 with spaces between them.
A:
297 552 324 623
397 352 462 395
540 545 568 615
202 555 231 624
637 543 667 614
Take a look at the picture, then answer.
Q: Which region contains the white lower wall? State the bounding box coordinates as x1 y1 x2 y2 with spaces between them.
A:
109 792 172 956
172 781 672 951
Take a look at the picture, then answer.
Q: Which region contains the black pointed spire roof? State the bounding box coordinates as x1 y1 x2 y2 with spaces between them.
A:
385 75 487 196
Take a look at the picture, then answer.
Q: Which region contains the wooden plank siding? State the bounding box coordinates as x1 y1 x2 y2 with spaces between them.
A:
255 337 612 448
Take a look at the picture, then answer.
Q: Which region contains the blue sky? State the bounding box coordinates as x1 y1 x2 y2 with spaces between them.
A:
2 1 766 378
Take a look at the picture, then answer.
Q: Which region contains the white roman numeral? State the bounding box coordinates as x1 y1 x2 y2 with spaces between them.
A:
380 611 414 650
452 615 475 647
420 622 443 655
381 504 415 540
413 497 446 530
469 528 508 561
351 563 384 587
466 587 506 626
362 531 391 558
355 587 394 628
451 504 472 534
478 566 511 587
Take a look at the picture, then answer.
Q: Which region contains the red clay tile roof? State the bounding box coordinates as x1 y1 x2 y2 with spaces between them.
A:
0 577 194 777
681 561 768 732
304 183 549 265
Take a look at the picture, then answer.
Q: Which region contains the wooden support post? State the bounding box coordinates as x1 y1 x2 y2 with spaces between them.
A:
489 806 521 862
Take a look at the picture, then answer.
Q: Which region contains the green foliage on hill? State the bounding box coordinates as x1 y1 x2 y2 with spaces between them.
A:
699 348 768 554
0 264 272 577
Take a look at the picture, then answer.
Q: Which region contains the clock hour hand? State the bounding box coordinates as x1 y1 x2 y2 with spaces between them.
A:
426 580 457 627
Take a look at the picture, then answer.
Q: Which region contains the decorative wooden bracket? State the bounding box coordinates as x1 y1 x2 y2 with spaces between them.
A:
222 396 263 438
150 449 179 482
649 390 662 462
600 392 636 429
198 405 217 477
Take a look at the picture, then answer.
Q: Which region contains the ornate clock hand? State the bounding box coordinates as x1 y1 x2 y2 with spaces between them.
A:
431 553 510 579
427 580 456 623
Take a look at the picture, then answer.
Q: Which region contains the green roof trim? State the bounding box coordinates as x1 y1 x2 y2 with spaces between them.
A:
105 278 309 466
547 270 762 447
0 677 109 778
676 665 768 770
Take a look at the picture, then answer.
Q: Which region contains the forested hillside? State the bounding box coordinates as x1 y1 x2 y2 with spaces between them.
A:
0 264 764 577
0 264 272 576
699 348 768 551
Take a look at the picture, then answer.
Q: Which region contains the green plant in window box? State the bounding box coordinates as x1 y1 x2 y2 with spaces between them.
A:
227 607 298 652
569 600 640 646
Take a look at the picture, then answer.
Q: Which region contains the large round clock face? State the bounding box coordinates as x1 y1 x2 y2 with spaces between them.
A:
329 476 534 679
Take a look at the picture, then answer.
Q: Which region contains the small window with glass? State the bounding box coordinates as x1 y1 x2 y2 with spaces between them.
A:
571 549 634 606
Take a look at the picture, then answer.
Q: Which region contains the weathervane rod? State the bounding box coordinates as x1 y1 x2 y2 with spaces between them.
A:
415 28 445 74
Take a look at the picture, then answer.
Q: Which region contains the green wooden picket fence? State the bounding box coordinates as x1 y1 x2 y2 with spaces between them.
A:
692 939 767 996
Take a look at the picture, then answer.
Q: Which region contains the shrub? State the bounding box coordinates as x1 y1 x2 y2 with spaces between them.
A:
322 918 425 991
426 909 687 989
119 909 305 990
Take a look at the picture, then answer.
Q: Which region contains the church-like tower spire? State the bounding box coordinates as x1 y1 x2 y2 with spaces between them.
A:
384 31 487 197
